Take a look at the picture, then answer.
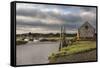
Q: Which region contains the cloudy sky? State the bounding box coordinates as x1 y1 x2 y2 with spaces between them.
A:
16 3 96 34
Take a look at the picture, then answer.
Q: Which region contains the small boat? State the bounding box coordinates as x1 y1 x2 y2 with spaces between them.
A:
24 38 29 41
33 39 39 42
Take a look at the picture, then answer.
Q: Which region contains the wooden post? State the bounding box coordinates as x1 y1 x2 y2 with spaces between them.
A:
59 25 68 51
77 31 80 40
62 26 68 47
59 26 63 51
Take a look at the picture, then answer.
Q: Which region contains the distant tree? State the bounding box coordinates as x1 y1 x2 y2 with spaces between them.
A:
28 32 32 36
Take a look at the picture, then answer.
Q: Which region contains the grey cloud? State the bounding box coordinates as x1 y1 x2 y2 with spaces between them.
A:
80 7 96 12
16 3 97 34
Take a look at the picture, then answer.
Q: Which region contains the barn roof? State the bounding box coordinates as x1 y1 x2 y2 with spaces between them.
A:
78 21 95 30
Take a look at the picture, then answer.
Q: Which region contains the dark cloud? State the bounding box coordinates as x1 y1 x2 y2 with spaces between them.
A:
80 7 96 12
16 3 97 34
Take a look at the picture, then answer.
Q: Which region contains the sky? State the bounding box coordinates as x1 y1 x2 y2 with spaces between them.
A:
16 3 96 34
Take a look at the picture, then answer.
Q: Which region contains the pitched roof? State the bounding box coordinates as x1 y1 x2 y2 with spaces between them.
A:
78 21 95 30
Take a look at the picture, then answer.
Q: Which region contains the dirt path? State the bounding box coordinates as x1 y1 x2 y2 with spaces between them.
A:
56 49 97 63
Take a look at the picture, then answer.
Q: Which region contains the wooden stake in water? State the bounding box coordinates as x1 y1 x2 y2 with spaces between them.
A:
59 26 63 51
59 25 68 51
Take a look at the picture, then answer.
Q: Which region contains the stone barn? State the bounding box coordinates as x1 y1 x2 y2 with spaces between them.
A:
77 21 95 40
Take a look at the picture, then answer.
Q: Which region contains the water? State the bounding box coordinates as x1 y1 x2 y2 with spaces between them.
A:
16 41 59 65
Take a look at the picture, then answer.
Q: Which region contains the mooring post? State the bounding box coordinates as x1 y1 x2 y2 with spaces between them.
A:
59 25 63 51
59 25 68 51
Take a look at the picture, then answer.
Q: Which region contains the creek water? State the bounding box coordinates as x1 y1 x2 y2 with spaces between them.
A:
16 41 59 65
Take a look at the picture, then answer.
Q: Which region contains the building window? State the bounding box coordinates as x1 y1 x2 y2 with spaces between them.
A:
85 25 88 29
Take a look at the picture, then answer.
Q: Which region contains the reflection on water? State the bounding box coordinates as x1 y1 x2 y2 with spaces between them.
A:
16 41 59 65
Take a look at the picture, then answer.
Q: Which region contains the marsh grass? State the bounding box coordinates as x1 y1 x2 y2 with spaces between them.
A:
61 41 96 55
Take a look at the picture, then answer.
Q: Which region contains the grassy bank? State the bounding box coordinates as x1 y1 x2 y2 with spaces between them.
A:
16 40 28 45
48 41 96 63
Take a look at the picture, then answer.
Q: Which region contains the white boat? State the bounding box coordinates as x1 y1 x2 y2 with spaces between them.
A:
33 39 39 42
24 38 29 41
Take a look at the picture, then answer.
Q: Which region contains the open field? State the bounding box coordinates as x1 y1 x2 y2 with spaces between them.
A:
48 41 97 63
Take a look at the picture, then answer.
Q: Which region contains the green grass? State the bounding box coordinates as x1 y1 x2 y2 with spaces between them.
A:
48 41 96 61
61 41 96 55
